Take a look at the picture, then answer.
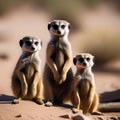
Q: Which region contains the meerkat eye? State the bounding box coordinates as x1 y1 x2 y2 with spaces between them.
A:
52 24 58 30
61 25 65 29
35 41 39 45
78 58 84 63
86 57 90 61
25 41 31 46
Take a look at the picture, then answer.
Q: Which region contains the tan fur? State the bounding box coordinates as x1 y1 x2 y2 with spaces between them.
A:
12 36 43 104
73 53 102 115
43 20 73 106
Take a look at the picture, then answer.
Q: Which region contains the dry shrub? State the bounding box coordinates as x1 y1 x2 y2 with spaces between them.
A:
81 29 120 64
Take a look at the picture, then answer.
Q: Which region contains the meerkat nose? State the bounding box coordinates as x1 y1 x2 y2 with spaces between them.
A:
31 47 35 50
57 31 61 34
83 63 86 66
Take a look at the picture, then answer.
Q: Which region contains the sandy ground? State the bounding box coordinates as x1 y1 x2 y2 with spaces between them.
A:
0 6 120 120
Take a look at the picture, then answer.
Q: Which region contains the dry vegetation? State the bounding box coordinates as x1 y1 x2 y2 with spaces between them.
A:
80 30 120 64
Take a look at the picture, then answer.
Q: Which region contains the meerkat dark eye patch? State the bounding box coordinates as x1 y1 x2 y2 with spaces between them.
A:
78 58 84 63
52 24 58 30
35 41 39 45
61 25 65 29
86 57 90 61
25 41 31 46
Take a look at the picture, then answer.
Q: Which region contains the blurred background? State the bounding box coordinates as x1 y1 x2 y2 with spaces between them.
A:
0 0 120 95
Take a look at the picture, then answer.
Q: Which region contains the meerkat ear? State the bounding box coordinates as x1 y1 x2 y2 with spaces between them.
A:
48 22 51 30
19 39 23 47
73 57 77 65
40 40 42 47
68 23 71 30
92 55 95 63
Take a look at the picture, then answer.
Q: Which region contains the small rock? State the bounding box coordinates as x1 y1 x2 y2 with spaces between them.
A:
15 114 22 118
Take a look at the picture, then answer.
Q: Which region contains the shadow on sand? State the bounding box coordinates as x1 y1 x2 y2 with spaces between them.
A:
0 94 14 104
100 89 120 103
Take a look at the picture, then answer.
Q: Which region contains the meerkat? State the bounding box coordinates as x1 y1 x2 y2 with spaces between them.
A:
43 20 73 106
72 53 102 115
12 36 43 105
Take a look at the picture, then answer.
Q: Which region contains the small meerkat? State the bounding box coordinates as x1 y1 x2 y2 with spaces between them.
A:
43 20 73 106
73 53 101 115
12 36 43 104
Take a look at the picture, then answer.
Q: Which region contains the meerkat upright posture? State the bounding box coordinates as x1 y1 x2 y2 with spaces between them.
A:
43 20 73 106
12 36 43 104
73 53 101 115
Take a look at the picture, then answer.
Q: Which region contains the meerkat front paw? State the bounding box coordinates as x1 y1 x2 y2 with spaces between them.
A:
59 73 67 84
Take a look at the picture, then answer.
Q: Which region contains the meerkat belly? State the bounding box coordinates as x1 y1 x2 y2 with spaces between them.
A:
55 50 65 73
25 64 35 83
79 79 91 100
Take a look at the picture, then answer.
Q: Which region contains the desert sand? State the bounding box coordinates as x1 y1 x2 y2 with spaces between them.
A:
0 6 120 120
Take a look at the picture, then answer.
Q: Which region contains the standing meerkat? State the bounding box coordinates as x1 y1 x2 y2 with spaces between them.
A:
12 36 43 105
73 53 102 115
43 20 73 106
